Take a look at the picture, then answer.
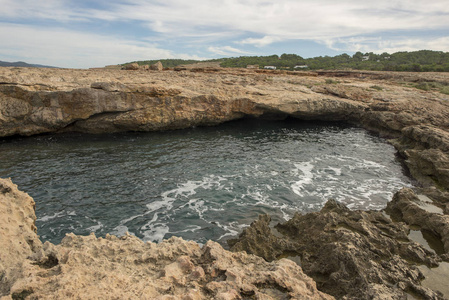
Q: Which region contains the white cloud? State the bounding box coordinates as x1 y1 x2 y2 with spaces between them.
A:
238 36 282 47
207 46 251 56
0 23 202 68
1 0 448 67
3 0 448 40
322 36 449 54
103 0 449 40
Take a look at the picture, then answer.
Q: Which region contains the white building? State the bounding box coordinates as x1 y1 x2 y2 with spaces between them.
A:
264 66 276 70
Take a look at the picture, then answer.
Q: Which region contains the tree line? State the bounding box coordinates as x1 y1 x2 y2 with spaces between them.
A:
125 50 449 72
219 50 449 72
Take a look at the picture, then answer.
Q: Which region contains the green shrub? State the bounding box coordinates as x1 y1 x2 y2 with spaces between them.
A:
415 82 431 91
325 79 339 84
440 86 449 95
370 85 383 91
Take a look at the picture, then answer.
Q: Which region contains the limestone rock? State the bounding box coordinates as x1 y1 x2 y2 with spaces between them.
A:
0 179 333 300
0 178 42 296
230 198 445 299
386 188 449 258
150 61 163 71
121 62 139 70
1 68 448 188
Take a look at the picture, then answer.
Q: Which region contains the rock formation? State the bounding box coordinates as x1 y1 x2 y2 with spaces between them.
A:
150 61 163 71
1 67 449 299
229 195 448 299
0 67 448 188
121 62 140 70
0 178 332 299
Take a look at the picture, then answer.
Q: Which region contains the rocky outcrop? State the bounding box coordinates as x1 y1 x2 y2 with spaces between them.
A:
121 62 140 70
0 178 332 299
150 61 163 71
386 188 449 259
0 178 42 296
1 67 448 189
229 194 447 299
2 67 449 299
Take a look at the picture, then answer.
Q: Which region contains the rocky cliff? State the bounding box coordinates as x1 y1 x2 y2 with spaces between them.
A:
0 178 332 300
1 67 449 188
1 67 449 299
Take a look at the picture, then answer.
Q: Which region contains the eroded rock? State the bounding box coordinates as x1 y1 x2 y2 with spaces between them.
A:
229 197 446 299
0 178 42 296
0 179 333 299
150 61 163 71
1 68 448 188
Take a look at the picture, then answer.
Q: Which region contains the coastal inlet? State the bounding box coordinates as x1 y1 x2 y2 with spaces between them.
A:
0 119 413 245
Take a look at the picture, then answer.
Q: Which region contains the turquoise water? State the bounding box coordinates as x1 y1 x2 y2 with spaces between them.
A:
0 119 413 245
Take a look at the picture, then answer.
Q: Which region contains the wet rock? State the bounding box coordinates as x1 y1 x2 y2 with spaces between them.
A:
230 198 444 299
386 188 449 259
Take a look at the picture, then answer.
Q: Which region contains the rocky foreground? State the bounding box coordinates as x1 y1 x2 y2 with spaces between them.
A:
1 67 449 299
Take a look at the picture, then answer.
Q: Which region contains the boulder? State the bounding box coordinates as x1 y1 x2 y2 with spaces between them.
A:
150 61 163 71
121 63 139 70
229 197 445 299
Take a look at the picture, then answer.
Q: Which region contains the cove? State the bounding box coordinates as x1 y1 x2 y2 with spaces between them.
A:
0 119 413 245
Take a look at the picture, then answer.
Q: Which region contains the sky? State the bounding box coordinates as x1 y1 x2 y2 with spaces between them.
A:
1 0 448 69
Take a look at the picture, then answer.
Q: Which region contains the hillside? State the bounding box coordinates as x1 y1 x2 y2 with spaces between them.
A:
0 60 57 68
125 50 449 72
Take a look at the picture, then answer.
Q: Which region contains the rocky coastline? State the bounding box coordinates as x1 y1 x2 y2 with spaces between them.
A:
1 66 449 299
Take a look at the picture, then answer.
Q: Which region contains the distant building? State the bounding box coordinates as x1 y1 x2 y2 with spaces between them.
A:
362 56 370 61
264 66 276 70
294 65 308 69
247 65 259 69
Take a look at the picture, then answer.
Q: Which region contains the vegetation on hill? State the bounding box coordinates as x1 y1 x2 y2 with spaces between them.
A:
0 60 57 68
125 50 449 72
220 50 449 72
124 59 219 68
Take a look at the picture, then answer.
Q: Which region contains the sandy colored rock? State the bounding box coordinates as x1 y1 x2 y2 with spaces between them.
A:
0 178 42 296
2 67 449 299
150 61 163 71
0 68 449 189
0 179 333 300
121 62 139 70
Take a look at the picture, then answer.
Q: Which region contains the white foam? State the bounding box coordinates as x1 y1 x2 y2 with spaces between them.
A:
171 225 202 233
38 210 76 222
216 221 246 240
110 225 131 237
141 222 169 243
87 222 103 233
291 162 314 197
178 198 207 219
328 167 342 176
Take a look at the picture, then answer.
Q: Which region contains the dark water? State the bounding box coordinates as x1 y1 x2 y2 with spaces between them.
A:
0 119 413 245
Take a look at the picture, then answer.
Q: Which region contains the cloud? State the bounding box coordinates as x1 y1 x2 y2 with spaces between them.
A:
0 23 202 68
238 36 282 47
102 0 449 39
207 46 250 56
322 36 449 54
3 0 448 40
1 0 448 67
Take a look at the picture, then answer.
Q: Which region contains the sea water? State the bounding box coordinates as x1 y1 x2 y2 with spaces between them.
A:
0 119 413 245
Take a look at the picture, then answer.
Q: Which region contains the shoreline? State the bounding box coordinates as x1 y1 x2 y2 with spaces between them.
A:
1 67 449 299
